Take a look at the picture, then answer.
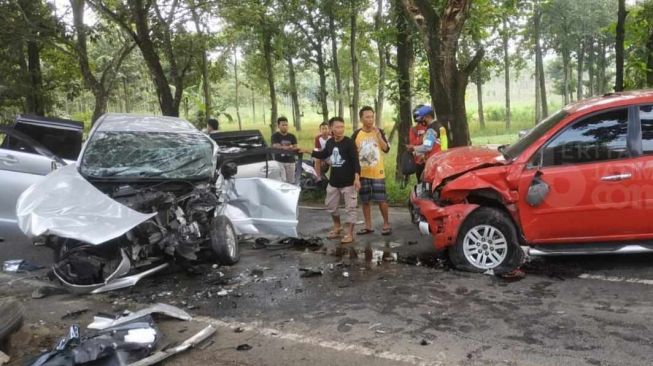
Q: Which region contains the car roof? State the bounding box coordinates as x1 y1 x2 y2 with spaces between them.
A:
564 89 653 114
93 113 200 134
15 114 84 131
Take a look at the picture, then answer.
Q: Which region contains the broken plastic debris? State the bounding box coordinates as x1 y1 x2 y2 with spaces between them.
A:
128 325 216 366
217 290 229 296
236 344 252 351
0 351 9 365
125 328 158 344
342 272 350 278
3 259 43 272
88 303 191 330
299 267 323 277
420 339 431 346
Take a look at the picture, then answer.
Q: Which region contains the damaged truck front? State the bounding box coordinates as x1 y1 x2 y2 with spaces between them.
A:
16 114 300 294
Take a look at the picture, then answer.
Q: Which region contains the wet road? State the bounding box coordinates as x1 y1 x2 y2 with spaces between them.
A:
3 207 653 365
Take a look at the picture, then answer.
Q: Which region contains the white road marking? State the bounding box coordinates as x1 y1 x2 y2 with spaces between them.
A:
195 316 443 366
578 273 653 286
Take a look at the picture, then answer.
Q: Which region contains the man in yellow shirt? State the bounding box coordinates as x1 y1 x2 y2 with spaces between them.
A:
352 106 391 235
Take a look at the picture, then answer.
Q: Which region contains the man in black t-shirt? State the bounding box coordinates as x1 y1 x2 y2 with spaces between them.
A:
271 116 298 184
303 116 361 244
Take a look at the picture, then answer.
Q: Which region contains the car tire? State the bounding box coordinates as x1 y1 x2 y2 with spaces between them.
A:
0 298 24 349
448 207 523 274
210 215 240 265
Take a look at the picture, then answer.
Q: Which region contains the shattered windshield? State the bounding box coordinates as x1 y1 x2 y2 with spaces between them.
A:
503 109 568 159
80 131 214 179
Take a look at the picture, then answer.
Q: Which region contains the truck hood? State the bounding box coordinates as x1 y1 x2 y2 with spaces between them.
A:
423 146 507 188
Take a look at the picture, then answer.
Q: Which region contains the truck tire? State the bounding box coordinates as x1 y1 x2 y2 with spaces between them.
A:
448 207 524 274
210 215 240 265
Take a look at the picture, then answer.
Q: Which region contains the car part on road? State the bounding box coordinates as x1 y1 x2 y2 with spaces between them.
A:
0 298 24 353
2 259 43 272
128 325 216 366
236 344 252 351
87 303 192 330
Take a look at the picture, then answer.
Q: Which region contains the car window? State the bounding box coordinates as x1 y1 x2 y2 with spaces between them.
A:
640 105 653 154
541 108 629 167
13 123 82 160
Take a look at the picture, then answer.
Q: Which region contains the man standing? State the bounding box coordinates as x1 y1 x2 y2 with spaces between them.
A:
304 117 361 244
271 116 298 184
352 106 391 236
407 105 441 182
313 121 331 180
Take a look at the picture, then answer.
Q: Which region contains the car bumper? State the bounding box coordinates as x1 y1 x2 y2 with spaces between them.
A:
409 185 479 251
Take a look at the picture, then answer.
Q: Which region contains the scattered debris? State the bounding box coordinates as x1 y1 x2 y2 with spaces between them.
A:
129 325 216 366
3 259 43 272
0 351 9 365
61 309 89 320
88 303 192 330
299 267 323 278
234 327 245 333
342 272 350 278
420 339 431 346
236 344 252 351
217 290 230 297
254 237 324 251
408 241 418 246
499 268 526 282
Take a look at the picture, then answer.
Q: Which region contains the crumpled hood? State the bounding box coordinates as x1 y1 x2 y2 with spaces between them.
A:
423 146 507 188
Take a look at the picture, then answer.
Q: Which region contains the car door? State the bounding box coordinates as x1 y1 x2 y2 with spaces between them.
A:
0 127 61 227
517 107 646 243
632 104 653 233
223 177 300 237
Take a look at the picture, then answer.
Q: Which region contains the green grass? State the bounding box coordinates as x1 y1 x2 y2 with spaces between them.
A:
218 102 554 205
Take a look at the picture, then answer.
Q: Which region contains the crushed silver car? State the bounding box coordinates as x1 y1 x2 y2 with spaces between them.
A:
16 114 299 294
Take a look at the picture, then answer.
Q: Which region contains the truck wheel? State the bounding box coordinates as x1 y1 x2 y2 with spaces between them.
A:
210 215 240 265
448 207 523 274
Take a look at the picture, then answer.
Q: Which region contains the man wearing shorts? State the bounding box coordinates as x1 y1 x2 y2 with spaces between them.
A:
352 106 391 236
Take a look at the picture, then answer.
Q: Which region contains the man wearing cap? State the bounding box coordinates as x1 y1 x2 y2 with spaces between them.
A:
407 105 442 182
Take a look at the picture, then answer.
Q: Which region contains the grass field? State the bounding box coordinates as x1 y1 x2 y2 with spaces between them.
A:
218 99 564 205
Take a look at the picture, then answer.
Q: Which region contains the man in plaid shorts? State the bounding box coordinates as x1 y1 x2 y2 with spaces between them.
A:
352 106 391 236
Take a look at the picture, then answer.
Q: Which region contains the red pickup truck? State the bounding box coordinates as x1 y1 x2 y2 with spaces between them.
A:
410 90 653 274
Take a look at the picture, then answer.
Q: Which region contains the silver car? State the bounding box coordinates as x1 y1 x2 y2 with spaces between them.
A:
0 116 83 236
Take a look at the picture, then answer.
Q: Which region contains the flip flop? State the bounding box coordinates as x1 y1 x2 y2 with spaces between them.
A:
381 227 392 236
356 228 374 235
327 229 342 240
341 234 354 244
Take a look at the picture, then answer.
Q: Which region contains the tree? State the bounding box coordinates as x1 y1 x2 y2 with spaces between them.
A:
402 0 484 147
615 0 627 92
350 0 362 129
69 0 134 123
623 0 653 88
189 0 213 123
374 0 390 128
325 0 345 118
89 0 198 117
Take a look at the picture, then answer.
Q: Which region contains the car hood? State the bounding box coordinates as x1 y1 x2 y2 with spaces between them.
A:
423 146 507 188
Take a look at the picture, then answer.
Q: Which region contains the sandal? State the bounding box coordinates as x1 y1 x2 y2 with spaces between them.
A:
381 227 392 236
356 228 374 235
327 229 342 240
340 234 354 244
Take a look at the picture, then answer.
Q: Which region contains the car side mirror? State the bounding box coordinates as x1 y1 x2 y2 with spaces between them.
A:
526 172 549 207
51 160 64 171
221 162 238 179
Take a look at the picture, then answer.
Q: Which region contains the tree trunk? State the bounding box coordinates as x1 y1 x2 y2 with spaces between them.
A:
329 16 344 118
287 56 301 130
375 0 386 128
263 33 278 134
126 1 178 116
234 49 242 130
350 5 360 129
476 69 485 129
190 3 211 122
394 0 414 182
615 0 626 92
587 39 595 96
25 41 44 116
92 90 109 123
535 64 541 124
562 50 570 104
597 38 606 94
317 45 329 123
533 1 547 117
122 77 130 113
502 17 511 129
577 40 585 100
647 30 653 87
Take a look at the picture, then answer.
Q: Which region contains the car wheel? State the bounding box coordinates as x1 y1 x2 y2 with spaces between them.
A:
210 215 240 265
448 207 523 274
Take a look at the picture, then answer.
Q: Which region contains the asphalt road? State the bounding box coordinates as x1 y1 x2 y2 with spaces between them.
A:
2 206 653 365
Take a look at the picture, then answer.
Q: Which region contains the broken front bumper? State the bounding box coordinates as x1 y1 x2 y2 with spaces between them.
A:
409 185 478 251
